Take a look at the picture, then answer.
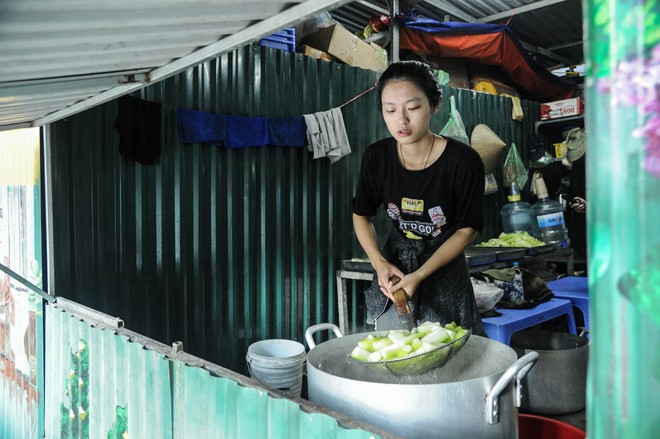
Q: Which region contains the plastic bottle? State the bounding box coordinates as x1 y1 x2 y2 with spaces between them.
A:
530 172 571 248
500 181 533 234
511 262 525 304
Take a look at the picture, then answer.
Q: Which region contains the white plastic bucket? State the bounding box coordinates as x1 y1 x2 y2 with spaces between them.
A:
246 339 306 398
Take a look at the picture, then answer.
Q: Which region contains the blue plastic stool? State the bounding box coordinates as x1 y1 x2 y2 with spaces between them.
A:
482 298 578 345
547 277 590 336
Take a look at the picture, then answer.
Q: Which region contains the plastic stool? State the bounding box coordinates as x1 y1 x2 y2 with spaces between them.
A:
546 277 588 295
547 277 590 336
482 298 578 345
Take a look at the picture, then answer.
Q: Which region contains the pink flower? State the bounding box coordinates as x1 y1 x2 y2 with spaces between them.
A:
603 44 660 179
643 153 660 178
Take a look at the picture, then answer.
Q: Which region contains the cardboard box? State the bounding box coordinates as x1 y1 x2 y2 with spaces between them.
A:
301 44 339 63
301 24 387 72
541 97 584 120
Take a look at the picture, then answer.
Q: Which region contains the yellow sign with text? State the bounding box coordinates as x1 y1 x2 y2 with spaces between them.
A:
401 198 424 215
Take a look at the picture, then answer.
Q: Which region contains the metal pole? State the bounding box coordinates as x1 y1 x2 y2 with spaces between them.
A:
391 0 399 63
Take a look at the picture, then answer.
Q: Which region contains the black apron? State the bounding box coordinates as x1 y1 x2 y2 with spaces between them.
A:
363 226 487 336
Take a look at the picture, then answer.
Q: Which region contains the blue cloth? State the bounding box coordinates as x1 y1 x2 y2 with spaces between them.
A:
177 108 226 145
177 108 307 149
225 115 269 149
268 116 306 147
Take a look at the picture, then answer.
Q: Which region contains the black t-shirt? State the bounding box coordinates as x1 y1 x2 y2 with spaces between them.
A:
353 137 485 240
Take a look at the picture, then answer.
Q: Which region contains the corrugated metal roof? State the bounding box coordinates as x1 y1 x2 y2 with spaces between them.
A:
0 0 355 132
0 0 582 133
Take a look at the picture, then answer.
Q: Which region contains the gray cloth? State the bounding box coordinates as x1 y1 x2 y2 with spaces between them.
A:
364 227 487 336
303 108 351 163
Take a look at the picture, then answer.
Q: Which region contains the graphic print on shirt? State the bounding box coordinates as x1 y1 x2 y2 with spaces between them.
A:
386 203 401 221
428 206 446 237
387 202 445 239
401 198 424 216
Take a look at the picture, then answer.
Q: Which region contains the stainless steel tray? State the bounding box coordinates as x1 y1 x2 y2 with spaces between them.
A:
526 244 555 254
465 250 497 266
467 247 525 263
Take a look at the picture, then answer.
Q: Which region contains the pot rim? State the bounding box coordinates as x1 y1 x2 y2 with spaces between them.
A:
307 333 521 385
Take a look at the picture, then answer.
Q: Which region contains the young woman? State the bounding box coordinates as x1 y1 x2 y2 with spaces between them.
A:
352 61 487 336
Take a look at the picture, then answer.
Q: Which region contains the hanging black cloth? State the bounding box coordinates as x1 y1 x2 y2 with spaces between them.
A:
114 95 162 165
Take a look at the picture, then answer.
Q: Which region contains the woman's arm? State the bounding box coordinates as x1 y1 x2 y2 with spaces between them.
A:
394 227 477 299
353 213 405 300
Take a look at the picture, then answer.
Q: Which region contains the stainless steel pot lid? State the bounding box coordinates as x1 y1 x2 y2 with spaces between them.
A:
307 334 517 385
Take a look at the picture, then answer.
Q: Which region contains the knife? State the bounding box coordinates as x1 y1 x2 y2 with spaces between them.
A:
390 276 416 331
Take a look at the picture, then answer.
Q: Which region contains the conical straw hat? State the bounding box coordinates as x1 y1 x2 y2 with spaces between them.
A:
565 127 586 162
470 124 506 174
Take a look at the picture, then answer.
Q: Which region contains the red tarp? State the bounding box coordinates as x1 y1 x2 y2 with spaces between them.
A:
399 18 575 102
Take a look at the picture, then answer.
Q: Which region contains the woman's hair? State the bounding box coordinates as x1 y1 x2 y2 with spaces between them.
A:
377 60 443 110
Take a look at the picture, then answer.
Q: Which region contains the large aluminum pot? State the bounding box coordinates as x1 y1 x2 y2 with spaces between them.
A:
511 330 589 415
305 323 538 439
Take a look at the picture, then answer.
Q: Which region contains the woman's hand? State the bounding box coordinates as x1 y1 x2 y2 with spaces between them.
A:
385 271 424 301
373 261 406 301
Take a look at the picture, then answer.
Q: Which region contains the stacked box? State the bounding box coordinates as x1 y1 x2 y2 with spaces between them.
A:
301 24 387 72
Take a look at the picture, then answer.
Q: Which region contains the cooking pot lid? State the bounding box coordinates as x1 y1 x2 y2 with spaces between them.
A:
307 334 517 385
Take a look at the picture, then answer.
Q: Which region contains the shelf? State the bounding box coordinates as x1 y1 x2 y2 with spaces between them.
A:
535 115 584 134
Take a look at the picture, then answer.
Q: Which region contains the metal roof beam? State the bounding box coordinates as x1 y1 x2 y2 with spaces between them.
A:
355 0 389 15
422 0 476 22
548 40 583 51
0 74 148 96
518 41 575 66
476 0 569 23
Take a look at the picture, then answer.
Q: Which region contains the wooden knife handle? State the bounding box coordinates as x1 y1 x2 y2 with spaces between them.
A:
390 276 411 315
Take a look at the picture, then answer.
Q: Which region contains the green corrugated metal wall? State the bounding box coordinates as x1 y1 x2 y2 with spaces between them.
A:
44 298 387 438
48 44 540 374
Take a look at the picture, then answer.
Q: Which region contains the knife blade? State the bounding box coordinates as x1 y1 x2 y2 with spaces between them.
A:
390 276 416 331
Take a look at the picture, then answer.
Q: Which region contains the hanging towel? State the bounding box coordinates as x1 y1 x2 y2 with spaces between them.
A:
226 115 269 149
501 94 524 121
176 108 227 145
303 108 351 163
114 95 162 165
267 116 307 147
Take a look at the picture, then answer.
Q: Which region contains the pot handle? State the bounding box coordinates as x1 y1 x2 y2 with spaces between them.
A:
305 323 344 349
485 351 539 425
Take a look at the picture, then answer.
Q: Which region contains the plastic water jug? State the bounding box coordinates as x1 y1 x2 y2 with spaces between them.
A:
530 172 570 248
500 182 533 234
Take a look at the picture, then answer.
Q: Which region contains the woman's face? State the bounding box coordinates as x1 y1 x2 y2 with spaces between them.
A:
380 79 437 146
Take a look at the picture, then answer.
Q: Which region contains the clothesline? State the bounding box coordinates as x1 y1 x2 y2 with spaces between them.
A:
338 82 378 108
115 83 379 165
175 82 379 163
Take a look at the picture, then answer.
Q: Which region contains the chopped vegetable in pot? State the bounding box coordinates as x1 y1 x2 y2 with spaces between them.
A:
350 321 467 363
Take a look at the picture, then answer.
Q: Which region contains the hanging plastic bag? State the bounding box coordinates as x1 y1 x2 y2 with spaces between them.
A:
439 95 469 145
484 173 498 195
502 142 528 189
435 69 450 86
528 133 554 168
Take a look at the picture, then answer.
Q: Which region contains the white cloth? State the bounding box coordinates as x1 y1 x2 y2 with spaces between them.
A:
303 108 351 163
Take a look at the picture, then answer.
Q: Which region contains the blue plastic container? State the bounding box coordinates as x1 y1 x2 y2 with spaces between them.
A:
259 28 296 52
